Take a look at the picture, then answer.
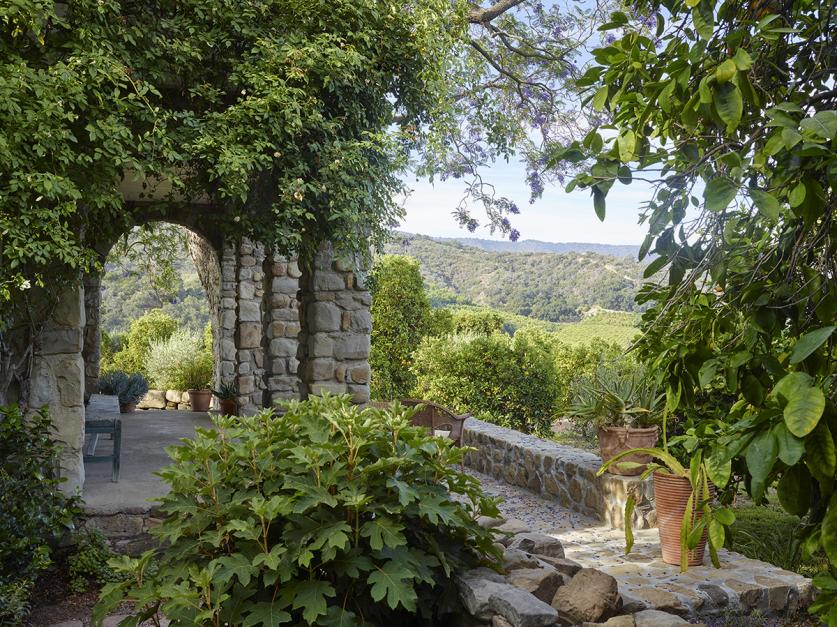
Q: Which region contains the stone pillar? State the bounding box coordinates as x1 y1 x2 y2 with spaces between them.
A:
29 284 86 494
262 254 301 405
188 232 222 392
82 272 101 402
298 243 371 403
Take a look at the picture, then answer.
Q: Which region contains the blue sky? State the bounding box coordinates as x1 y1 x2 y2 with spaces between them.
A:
398 161 656 245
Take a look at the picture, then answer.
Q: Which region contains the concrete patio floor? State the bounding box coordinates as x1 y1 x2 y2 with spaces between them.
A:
82 409 214 515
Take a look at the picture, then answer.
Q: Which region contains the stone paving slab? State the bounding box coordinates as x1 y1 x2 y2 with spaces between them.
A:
469 469 814 620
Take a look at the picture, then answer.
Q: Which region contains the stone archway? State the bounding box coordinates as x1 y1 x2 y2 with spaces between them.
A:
29 224 372 492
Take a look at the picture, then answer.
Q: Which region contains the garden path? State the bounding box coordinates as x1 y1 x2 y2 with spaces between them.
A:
470 469 814 622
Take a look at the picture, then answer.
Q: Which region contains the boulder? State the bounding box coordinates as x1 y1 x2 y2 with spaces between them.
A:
502 548 541 571
507 532 565 558
552 568 620 624
457 568 507 620
633 609 690 626
488 585 560 627
137 389 166 409
535 555 582 577
506 567 564 603
165 389 181 403
495 519 530 544
492 616 514 627
477 515 507 529
619 591 648 614
583 616 636 627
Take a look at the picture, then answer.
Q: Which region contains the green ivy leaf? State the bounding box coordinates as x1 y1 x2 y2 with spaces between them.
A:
806 423 836 482
784 384 825 437
704 177 738 212
748 188 780 220
773 422 805 466
243 602 292 627
789 326 835 364
367 560 417 611
714 83 743 132
746 430 778 501
777 463 812 517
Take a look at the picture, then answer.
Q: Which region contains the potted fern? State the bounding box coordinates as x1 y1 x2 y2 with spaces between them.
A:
596 417 736 570
212 379 238 415
566 361 663 475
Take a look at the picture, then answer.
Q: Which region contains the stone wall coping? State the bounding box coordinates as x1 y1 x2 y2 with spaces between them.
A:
462 417 656 530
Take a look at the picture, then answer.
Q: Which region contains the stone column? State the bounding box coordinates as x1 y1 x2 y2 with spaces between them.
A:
29 284 86 494
298 243 371 403
82 272 101 402
262 254 301 405
188 232 223 391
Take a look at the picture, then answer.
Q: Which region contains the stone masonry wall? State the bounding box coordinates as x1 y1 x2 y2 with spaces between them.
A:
463 418 655 530
29 285 86 494
298 243 371 403
262 254 301 406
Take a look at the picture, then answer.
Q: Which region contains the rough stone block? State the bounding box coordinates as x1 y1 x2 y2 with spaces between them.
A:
488 584 560 627
349 309 372 332
138 390 166 409
273 276 299 294
309 381 347 396
507 567 564 604
238 300 261 323
287 260 301 278
507 532 565 559
239 281 256 300
309 302 341 331
552 568 619 624
270 338 298 358
347 384 369 403
238 375 255 395
313 271 346 291
456 568 507 620
348 364 370 384
165 390 181 403
333 334 370 360
284 322 300 338
503 548 540 571
306 358 336 381
220 338 236 361
633 610 689 626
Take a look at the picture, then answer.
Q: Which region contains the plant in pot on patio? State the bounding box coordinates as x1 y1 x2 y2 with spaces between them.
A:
597 416 736 571
179 351 214 412
99 371 149 413
565 360 664 476
211 379 238 415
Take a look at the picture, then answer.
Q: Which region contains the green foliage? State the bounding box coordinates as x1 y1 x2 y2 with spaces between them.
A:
0 406 78 624
98 371 149 406
412 333 560 436
0 0 465 305
101 227 209 335
728 504 828 578
448 309 507 335
180 351 214 391
144 329 203 391
68 529 119 595
108 310 178 377
565 360 664 431
560 0 836 617
369 256 433 399
94 396 500 626
384 234 647 323
212 379 239 401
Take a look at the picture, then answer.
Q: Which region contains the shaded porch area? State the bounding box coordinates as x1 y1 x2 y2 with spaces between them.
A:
83 407 213 515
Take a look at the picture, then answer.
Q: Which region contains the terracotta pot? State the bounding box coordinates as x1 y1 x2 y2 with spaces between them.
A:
218 398 237 416
188 389 212 412
119 402 136 414
653 472 709 566
598 425 659 476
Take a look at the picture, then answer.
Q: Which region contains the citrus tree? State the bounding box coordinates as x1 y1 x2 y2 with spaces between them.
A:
552 0 836 619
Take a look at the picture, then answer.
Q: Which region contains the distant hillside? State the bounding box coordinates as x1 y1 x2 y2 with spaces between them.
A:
384 233 646 322
433 236 640 258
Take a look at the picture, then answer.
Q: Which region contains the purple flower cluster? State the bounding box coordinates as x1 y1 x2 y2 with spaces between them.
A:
466 218 479 233
510 229 521 242
604 33 616 45
509 202 520 215
526 170 545 201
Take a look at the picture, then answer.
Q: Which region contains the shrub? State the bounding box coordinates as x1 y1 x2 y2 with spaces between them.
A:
0 406 78 624
411 333 560 436
68 529 119 595
94 396 500 625
110 310 178 377
369 255 433 399
98 371 149 405
180 350 213 391
144 329 202 390
448 309 507 335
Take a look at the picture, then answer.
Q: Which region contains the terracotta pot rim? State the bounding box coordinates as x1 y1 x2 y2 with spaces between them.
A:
188 388 211 394
597 425 660 435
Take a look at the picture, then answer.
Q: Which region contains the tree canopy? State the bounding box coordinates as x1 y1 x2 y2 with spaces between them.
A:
553 0 836 617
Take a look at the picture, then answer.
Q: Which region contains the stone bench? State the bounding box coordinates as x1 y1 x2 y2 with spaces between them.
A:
462 418 655 529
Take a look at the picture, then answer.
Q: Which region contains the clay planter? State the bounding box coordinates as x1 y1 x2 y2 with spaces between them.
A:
188 389 212 412
597 426 659 476
218 398 237 416
119 402 136 414
653 472 709 566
